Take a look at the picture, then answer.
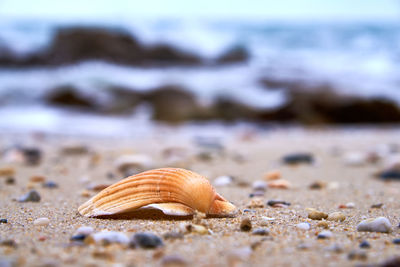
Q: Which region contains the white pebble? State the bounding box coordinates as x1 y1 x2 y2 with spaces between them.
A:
213 175 233 186
92 231 129 244
74 226 94 236
318 230 333 239
343 152 367 166
296 222 310 230
33 217 50 226
345 202 355 208
252 180 267 191
357 217 392 233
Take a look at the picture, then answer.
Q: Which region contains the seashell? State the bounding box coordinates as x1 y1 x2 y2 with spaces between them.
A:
78 168 237 218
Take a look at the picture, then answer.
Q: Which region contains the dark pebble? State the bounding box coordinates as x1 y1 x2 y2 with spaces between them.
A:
0 239 17 248
0 219 7 223
130 232 163 249
359 240 371 249
393 238 400 244
18 190 41 202
371 203 383 209
70 234 87 242
380 256 400 267
282 153 313 165
267 200 291 207
242 209 255 213
249 191 265 198
240 217 252 232
252 228 269 236
379 170 400 181
42 181 58 189
163 231 184 240
5 177 15 185
23 148 42 166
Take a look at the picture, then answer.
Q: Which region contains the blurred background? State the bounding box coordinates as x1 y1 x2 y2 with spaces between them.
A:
0 0 400 135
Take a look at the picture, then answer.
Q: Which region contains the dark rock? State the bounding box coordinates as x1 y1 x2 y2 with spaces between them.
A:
359 240 371 249
249 191 265 198
46 85 96 110
392 238 400 244
5 177 15 185
252 228 269 236
216 45 249 64
267 200 291 207
380 256 400 267
0 239 17 248
378 170 400 181
282 153 313 165
130 232 163 249
22 148 42 166
42 181 58 189
0 219 7 223
370 203 384 209
70 234 87 242
18 190 41 202
145 44 202 65
103 86 144 114
240 217 252 232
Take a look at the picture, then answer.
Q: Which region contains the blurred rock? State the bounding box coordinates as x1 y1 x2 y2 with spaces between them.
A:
46 85 97 110
216 45 249 64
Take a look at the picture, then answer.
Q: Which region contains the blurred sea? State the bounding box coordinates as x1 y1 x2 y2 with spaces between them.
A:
0 17 400 134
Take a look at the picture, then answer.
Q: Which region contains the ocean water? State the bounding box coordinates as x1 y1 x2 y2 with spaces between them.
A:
0 18 400 133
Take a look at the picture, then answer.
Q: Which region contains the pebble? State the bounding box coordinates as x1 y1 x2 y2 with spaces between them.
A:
240 217 252 232
263 170 281 181
267 199 290 207
306 208 328 220
249 190 265 198
22 148 42 165
0 239 17 248
5 177 15 185
189 224 209 235
380 256 400 267
252 180 268 191
348 250 367 261
343 152 367 166
0 218 7 223
33 217 50 226
70 234 87 242
246 197 264 208
282 153 313 165
260 217 275 226
393 238 400 244
18 190 41 202
161 255 187 267
92 231 129 245
357 217 392 233
267 179 291 189
0 167 15 176
327 212 346 222
326 243 343 253
309 181 326 190
252 228 269 236
74 226 94 236
359 240 371 249
61 144 89 155
113 154 153 175
379 170 400 181
296 222 310 230
370 203 383 209
343 202 355 209
42 181 58 188
213 175 233 186
30 176 45 183
130 232 163 249
163 231 184 240
316 221 329 229
317 230 333 239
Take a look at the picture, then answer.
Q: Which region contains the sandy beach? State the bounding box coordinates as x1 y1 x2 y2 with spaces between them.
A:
0 127 399 267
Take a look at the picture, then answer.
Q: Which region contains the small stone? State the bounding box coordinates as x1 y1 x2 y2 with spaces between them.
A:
61 145 89 155
86 183 112 191
92 231 129 245
263 170 281 181
74 226 94 236
357 217 392 233
130 232 163 249
34 217 50 226
392 238 400 244
161 255 187 267
348 250 367 261
5 177 15 185
378 170 400 181
246 197 264 208
309 181 326 190
189 224 208 235
317 230 333 239
359 240 371 249
326 243 343 253
70 234 87 242
252 228 269 236
0 239 17 248
30 176 45 183
370 203 383 209
163 231 184 240
306 208 328 220
282 153 313 165
240 217 252 232
296 223 310 230
42 181 58 189
252 180 267 191
114 154 153 176
339 202 355 209
343 152 367 166
213 175 233 187
18 190 41 202
260 217 275 226
22 148 42 165
267 179 291 189
316 221 329 229
380 256 400 267
0 219 7 223
80 190 91 197
267 200 290 207
0 167 15 176
327 212 346 222
249 191 265 198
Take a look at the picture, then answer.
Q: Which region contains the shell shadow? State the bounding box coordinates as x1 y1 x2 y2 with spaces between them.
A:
95 208 193 221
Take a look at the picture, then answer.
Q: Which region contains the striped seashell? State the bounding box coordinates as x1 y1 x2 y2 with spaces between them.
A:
78 168 237 218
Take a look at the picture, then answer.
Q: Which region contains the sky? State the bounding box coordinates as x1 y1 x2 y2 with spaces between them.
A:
0 0 399 20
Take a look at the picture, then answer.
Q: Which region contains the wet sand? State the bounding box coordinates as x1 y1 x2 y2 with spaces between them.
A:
0 127 399 266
